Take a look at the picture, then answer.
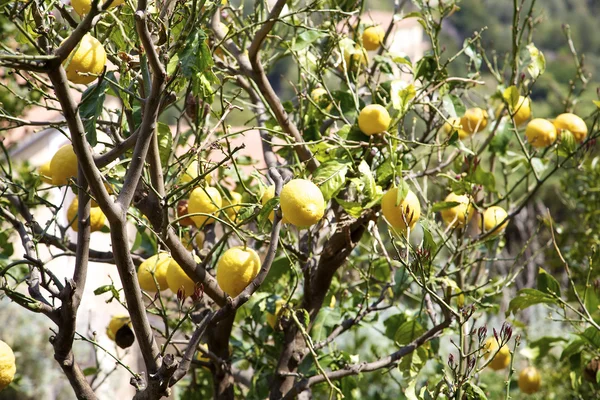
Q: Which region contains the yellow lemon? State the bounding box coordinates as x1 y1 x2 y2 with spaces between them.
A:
483 337 511 370
261 185 289 224
179 159 199 185
362 25 385 51
443 117 470 140
311 88 332 111
518 366 541 394
106 315 130 340
64 34 107 85
38 161 53 184
460 107 488 134
188 186 222 227
223 191 243 220
343 46 368 70
166 255 201 297
381 188 421 231
0 340 16 391
216 246 261 297
358 104 391 135
525 118 557 148
440 192 473 228
137 253 171 292
66 197 106 232
479 206 508 235
50 144 78 186
71 0 125 16
510 96 532 127
553 113 588 143
266 298 286 329
280 179 325 228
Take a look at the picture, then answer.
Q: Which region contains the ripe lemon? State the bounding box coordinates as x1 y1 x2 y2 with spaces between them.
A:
71 0 125 16
479 206 508 235
518 366 541 394
137 253 171 292
362 25 385 51
67 197 106 232
50 144 78 186
358 104 391 135
188 186 222 227
261 185 288 224
166 255 201 297
38 161 53 184
223 191 243 220
440 192 473 228
106 315 134 349
280 179 325 228
179 159 199 184
381 187 421 231
443 117 470 139
311 88 332 111
266 298 286 329
483 337 511 370
510 96 532 127
216 246 261 297
553 113 588 143
0 340 16 391
525 118 557 148
460 107 488 134
343 46 368 70
64 34 107 85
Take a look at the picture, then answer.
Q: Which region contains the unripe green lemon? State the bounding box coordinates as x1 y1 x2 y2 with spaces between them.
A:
280 179 325 228
381 188 421 231
358 104 391 135
216 247 261 297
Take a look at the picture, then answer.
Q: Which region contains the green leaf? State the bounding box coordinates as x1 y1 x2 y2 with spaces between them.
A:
78 76 109 147
291 30 327 52
156 123 173 169
463 39 482 71
179 29 212 78
262 257 292 292
431 201 461 213
471 166 496 192
531 157 547 176
391 80 416 115
258 198 278 229
580 327 600 349
503 86 520 110
489 124 512 155
526 43 546 80
463 382 488 400
529 336 566 358
442 94 464 118
358 160 376 200
593 100 600 109
384 314 408 339
537 267 561 297
335 198 363 218
506 288 557 316
311 306 342 342
83 367 98 376
312 160 350 201
93 285 113 295
395 320 425 345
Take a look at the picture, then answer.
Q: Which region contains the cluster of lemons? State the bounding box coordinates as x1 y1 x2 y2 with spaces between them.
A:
484 338 542 394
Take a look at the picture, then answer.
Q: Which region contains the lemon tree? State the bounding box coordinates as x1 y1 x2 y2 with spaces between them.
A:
1 0 600 399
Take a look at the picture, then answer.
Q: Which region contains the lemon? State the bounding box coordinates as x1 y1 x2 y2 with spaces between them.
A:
280 179 325 228
71 0 125 16
479 206 508 235
443 117 470 139
0 340 16 391
166 255 201 297
460 107 488 134
64 34 107 85
106 315 130 340
343 46 368 70
440 192 473 228
362 25 385 51
50 144 78 186
311 88 332 111
553 113 588 143
483 337 511 370
525 118 557 148
223 191 243 220
38 161 53 184
510 96 532 127
381 187 421 231
358 104 391 135
188 186 222 227
216 246 261 297
67 197 106 232
261 185 289 224
179 159 199 184
266 298 286 329
518 366 541 394
137 253 171 292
